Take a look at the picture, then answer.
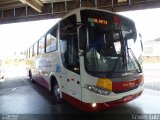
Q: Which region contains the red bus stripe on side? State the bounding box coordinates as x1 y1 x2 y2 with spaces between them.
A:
62 91 143 112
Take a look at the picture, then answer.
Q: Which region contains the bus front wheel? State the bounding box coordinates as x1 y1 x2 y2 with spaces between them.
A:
51 81 62 104
29 70 34 83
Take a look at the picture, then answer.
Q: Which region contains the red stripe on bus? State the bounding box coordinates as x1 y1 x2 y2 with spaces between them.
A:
113 16 119 24
62 91 142 112
112 78 142 92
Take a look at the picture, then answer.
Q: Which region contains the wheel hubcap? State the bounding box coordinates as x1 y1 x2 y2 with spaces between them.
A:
54 85 60 100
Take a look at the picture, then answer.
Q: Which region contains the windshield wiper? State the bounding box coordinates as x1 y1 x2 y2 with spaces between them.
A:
107 54 121 77
127 48 142 73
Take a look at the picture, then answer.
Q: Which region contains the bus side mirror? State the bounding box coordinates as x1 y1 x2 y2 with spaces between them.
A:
78 26 87 51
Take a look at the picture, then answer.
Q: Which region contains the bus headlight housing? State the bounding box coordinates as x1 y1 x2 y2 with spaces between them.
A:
84 84 111 95
139 76 144 86
140 79 144 86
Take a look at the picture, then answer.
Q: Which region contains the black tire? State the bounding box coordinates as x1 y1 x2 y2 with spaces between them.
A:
51 81 62 104
29 70 34 83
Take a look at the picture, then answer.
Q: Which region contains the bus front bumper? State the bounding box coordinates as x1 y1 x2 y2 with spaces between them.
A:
62 90 143 112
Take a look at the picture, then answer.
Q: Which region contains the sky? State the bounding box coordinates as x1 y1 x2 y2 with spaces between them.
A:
1 8 160 58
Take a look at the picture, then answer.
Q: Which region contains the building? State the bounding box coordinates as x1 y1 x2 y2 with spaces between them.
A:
143 38 160 63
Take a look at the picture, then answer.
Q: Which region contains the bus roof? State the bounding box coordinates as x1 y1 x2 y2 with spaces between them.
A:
61 7 118 21
31 7 134 49
58 7 134 28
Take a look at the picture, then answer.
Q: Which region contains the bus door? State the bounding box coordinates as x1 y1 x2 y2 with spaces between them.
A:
66 70 81 99
60 38 81 100
60 14 81 100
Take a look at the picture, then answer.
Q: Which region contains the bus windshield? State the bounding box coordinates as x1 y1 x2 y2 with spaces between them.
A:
80 10 141 78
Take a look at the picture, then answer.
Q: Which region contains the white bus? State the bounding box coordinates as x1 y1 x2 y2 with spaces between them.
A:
26 7 144 111
0 59 5 80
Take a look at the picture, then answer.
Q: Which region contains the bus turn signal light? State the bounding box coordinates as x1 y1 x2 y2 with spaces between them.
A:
96 78 112 91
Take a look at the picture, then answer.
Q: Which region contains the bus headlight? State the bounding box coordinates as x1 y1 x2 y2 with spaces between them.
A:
84 84 111 95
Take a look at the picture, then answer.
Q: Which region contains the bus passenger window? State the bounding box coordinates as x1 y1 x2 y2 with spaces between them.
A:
33 42 38 56
28 49 30 58
26 50 28 58
29 47 32 58
32 45 34 57
38 36 45 54
46 27 57 52
60 14 80 74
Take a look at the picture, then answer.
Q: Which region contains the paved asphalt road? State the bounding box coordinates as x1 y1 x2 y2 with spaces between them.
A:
0 77 160 120
0 65 160 120
143 64 160 90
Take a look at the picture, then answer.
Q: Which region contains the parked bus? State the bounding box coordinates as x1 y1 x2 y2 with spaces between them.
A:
0 59 5 80
26 7 144 111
